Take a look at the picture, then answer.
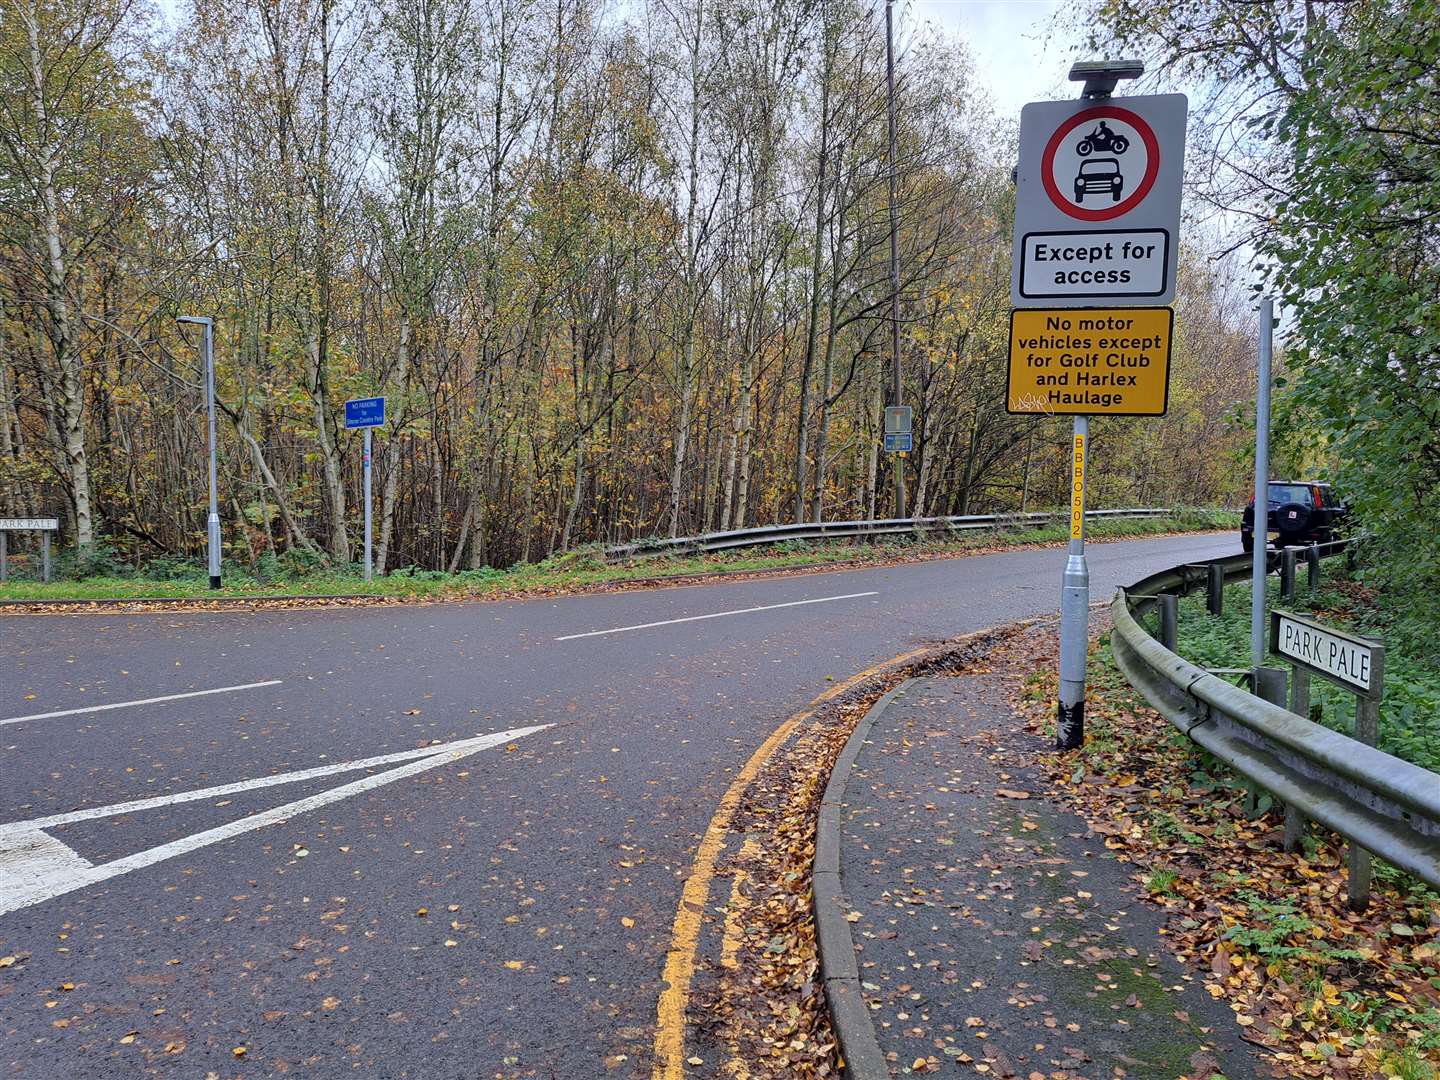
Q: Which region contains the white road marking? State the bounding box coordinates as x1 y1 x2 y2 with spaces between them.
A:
553 591 880 641
0 725 549 917
1 680 284 726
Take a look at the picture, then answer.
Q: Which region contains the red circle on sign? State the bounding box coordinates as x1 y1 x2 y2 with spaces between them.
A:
1041 105 1161 222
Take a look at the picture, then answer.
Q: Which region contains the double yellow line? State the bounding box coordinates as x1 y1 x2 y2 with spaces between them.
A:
649 645 934 1079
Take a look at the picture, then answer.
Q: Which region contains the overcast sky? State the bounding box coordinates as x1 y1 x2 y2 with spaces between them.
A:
153 0 1085 120
910 0 1077 119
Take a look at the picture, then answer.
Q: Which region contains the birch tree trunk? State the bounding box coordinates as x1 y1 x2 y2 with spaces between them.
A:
792 13 832 523
0 304 17 517
309 0 348 562
375 319 412 574
24 0 93 548
666 0 704 539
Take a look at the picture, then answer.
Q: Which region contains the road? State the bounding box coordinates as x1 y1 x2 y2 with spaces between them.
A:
0 532 1235 1079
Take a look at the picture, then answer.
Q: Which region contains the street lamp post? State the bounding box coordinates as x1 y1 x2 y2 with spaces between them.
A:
884 0 907 519
177 316 221 589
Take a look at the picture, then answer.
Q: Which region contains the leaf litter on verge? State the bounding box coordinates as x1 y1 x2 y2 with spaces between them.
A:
1009 621 1440 1078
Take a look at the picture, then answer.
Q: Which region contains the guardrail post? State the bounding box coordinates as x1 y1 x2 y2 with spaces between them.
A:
1280 546 1298 601
1307 544 1320 591
1157 594 1178 650
1348 695 1380 911
1279 665 1313 852
1289 667 1310 718
1247 667 1288 817
1207 563 1223 616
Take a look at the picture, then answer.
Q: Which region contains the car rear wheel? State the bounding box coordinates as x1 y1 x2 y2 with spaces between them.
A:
1275 502 1311 536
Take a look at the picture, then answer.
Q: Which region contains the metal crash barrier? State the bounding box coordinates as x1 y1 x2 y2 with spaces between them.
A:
606 507 1173 562
1110 542 1440 901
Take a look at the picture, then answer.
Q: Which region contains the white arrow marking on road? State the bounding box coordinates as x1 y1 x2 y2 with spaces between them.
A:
1 679 284 726
0 725 549 917
554 591 880 641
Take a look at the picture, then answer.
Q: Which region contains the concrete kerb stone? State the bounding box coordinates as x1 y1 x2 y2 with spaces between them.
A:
814 678 915 1080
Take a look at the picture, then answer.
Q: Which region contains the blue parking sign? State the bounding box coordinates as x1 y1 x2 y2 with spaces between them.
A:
344 396 385 429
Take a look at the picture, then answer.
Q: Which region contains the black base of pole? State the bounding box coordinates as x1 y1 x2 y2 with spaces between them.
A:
209 575 221 589
1056 699 1084 750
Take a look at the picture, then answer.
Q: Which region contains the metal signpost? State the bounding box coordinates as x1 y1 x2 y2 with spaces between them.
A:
0 518 59 583
1251 299 1276 669
1011 63 1187 749
1270 609 1385 908
883 405 913 454
344 397 385 582
177 316 222 588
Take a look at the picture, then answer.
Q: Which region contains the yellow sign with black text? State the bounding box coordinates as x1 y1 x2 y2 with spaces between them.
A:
1007 307 1172 416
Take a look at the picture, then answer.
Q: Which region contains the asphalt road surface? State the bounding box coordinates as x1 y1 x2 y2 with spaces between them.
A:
0 532 1236 1079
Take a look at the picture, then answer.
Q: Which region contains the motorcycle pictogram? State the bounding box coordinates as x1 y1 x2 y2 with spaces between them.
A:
1075 121 1129 157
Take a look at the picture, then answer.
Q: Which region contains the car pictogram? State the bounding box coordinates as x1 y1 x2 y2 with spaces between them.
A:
1074 158 1124 203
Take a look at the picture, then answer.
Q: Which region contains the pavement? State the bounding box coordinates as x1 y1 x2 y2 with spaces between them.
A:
830 659 1265 1080
0 531 1237 1079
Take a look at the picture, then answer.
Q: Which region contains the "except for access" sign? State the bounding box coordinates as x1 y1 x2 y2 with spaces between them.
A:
1006 307 1172 416
1012 94 1187 308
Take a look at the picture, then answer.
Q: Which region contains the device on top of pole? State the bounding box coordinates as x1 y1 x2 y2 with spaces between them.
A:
1008 62 1188 750
177 316 221 589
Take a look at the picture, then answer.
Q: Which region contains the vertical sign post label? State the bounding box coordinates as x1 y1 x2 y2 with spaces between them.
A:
1070 433 1086 539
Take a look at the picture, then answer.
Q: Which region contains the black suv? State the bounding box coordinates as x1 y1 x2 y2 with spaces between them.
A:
1241 481 1347 552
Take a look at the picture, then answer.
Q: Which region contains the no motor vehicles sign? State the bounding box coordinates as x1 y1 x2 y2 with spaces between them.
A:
1012 94 1187 308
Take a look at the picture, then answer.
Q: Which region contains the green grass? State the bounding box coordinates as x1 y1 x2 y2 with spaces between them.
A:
1166 571 1440 774
0 510 1236 603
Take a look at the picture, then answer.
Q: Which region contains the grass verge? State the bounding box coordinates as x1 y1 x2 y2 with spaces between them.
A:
0 510 1235 605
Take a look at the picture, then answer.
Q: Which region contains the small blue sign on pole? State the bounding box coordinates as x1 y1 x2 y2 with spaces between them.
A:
884 432 912 453
344 396 385 429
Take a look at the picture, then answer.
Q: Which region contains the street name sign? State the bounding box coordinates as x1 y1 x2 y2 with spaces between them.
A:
1006 307 1172 415
0 518 58 531
1270 609 1383 699
1012 94 1187 308
344 396 385 429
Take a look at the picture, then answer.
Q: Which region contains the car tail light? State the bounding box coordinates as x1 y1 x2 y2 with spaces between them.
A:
1247 493 1255 506
1312 486 1324 508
